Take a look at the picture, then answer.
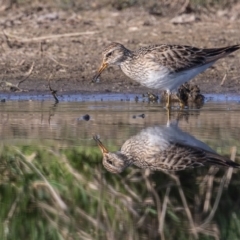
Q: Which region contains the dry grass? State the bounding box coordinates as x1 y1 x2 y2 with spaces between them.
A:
0 141 240 239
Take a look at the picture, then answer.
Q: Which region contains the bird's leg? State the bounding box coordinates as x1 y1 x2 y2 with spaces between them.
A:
179 99 185 109
166 107 171 124
166 93 171 108
176 95 185 109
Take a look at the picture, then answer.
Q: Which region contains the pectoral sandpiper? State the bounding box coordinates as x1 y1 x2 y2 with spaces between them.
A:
93 123 240 173
93 42 240 108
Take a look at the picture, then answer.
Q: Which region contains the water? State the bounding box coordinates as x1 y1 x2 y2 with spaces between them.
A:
0 97 240 240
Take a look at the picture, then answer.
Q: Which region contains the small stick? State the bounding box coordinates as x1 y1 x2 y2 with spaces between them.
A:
2 30 98 42
39 41 43 57
2 30 12 49
48 75 59 103
16 62 35 87
0 81 22 92
177 0 190 15
47 55 69 68
0 62 34 92
220 73 227 86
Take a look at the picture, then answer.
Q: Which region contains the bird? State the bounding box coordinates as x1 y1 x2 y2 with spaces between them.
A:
93 122 240 173
93 42 240 108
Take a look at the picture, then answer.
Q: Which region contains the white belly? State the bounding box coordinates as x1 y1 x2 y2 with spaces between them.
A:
121 62 214 93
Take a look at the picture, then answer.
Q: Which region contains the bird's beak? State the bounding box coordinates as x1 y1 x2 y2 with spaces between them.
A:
93 135 109 154
92 62 108 82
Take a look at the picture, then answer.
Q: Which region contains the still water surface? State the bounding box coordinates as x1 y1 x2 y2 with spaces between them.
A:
0 98 240 240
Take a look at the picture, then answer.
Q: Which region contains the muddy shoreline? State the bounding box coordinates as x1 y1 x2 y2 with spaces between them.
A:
0 5 240 98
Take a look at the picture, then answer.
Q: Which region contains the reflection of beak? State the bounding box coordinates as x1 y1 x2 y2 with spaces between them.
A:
93 135 109 154
92 62 108 82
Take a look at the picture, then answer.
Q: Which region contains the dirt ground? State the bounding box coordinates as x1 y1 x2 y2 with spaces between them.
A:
0 2 240 97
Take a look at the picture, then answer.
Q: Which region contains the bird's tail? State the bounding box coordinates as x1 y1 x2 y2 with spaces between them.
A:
206 151 240 168
205 44 240 63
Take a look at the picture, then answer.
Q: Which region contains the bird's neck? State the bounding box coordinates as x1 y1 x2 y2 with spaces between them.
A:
120 48 133 62
116 151 131 161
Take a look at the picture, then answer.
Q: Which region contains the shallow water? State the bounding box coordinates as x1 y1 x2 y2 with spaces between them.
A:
1 97 240 240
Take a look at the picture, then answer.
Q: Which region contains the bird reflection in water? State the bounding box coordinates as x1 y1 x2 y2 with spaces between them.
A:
94 119 240 174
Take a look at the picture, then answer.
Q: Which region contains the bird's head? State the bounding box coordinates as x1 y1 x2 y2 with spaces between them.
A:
93 42 131 81
93 135 131 174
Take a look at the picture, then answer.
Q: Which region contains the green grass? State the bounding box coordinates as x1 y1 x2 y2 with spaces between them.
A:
1 144 240 239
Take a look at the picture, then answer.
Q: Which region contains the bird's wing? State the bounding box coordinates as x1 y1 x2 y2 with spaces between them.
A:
146 142 239 171
138 44 240 73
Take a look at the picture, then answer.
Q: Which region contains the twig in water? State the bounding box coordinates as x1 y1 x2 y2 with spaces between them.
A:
48 102 59 125
48 75 59 103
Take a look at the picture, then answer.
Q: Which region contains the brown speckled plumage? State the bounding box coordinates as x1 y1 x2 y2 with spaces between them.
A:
94 42 240 107
94 124 240 174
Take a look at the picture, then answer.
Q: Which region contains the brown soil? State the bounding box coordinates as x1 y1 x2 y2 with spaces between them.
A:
0 3 240 97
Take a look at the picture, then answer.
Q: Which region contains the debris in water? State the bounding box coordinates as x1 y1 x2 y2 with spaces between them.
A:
132 114 145 119
143 92 159 102
161 82 205 108
82 114 90 121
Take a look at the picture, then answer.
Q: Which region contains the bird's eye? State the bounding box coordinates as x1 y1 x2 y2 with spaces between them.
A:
106 52 112 58
107 159 113 165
